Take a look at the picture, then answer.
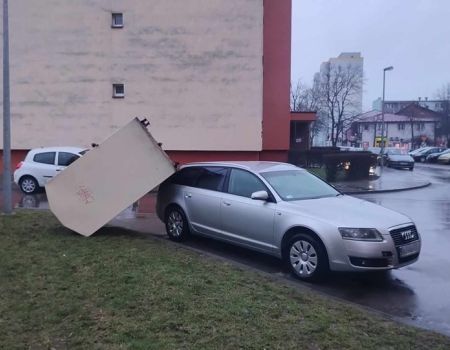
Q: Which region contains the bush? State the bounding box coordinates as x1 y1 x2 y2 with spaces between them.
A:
323 152 377 182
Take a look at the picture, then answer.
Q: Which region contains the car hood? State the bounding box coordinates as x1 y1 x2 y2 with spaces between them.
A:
388 154 414 161
280 195 411 231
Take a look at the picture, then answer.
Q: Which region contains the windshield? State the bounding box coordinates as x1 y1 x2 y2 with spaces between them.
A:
261 170 339 201
387 149 407 155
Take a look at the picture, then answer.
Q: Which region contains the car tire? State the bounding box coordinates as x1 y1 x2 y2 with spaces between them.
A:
19 176 39 194
165 206 190 242
284 233 328 282
420 157 426 163
409 167 414 171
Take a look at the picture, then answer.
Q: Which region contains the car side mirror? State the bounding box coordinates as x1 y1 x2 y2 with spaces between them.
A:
251 190 269 201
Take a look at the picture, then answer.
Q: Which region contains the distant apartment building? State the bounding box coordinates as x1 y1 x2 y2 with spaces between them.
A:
372 97 449 114
348 104 445 149
314 52 364 145
1 0 314 170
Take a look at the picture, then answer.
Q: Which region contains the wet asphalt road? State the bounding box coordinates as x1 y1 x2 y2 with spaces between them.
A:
322 162 450 335
169 162 450 336
3 162 450 335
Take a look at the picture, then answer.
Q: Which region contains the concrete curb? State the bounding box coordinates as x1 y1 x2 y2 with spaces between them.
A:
337 181 432 195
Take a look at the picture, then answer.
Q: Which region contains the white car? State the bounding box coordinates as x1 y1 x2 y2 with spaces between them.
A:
14 147 87 193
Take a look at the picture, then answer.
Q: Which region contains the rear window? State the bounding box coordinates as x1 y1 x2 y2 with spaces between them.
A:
196 167 227 191
33 152 56 165
171 167 204 187
58 152 80 166
170 166 227 191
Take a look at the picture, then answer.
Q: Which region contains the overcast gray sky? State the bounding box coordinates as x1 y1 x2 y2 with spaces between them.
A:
291 0 450 111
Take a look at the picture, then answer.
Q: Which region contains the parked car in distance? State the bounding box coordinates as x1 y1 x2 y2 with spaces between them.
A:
412 147 446 162
438 151 450 164
408 147 431 157
156 161 421 281
426 149 449 163
338 146 363 152
367 147 381 155
381 148 414 170
14 147 88 193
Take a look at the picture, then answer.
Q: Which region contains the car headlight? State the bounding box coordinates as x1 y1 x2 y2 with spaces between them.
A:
339 228 383 242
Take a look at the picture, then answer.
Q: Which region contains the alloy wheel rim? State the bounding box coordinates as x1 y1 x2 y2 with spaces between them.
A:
22 179 36 193
290 240 318 276
168 211 183 237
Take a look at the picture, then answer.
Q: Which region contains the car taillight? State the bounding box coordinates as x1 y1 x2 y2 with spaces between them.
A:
15 161 23 170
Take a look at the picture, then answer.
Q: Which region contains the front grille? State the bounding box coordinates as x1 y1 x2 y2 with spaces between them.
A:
390 225 419 246
349 257 390 268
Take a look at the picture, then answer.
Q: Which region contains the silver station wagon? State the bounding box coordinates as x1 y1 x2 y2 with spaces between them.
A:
156 161 421 281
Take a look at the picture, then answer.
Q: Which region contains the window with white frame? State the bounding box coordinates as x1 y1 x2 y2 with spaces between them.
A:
398 123 405 130
112 13 123 28
112 84 124 98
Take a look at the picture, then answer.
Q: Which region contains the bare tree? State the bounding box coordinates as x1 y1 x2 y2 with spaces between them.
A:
315 63 363 146
435 83 450 147
290 80 324 145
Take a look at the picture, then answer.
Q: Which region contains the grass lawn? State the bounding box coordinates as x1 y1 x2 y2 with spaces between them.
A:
1 211 450 349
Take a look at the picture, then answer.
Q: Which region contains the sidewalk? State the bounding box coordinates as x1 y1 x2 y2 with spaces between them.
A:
330 167 431 194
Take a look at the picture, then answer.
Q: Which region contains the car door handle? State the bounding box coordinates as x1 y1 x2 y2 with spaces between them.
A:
223 201 231 206
185 193 192 199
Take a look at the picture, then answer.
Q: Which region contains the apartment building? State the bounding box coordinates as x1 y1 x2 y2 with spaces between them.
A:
1 0 305 169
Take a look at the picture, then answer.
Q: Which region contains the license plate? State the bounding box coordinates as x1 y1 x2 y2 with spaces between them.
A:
398 240 420 258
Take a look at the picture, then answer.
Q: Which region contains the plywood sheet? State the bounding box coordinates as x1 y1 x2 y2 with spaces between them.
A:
46 118 175 236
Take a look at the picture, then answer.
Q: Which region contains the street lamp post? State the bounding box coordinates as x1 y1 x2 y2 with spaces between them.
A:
380 66 393 167
2 0 12 214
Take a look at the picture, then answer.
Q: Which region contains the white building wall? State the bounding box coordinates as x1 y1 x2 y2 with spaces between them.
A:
0 0 264 151
360 122 436 146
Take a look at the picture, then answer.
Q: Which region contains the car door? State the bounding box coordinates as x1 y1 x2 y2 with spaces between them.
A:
57 152 80 173
182 166 227 237
220 168 277 253
32 152 58 184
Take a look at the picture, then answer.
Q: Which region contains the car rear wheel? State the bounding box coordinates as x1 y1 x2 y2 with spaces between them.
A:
19 176 39 194
285 233 328 282
420 157 426 163
165 206 189 242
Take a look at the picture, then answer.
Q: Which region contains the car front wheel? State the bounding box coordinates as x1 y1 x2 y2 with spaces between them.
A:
285 233 328 282
165 206 189 242
19 176 39 194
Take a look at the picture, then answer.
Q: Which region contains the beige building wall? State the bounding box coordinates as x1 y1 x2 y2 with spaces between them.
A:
0 0 263 151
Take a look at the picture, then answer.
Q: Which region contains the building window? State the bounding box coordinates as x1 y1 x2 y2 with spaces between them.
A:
416 122 425 131
112 13 123 28
112 84 124 98
364 124 368 131
398 123 405 130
